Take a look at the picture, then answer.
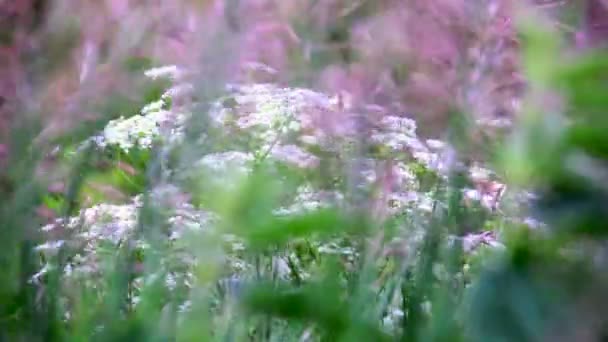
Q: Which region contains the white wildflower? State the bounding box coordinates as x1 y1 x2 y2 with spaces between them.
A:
418 193 435 212
196 151 254 176
30 263 53 284
299 135 319 146
379 116 417 134
212 83 341 151
270 144 320 169
141 99 165 114
370 132 407 151
469 165 493 182
318 243 356 256
144 65 182 80
370 115 426 155
382 309 404 329
361 168 377 185
394 162 418 188
412 151 436 168
89 90 189 152
387 192 418 212
101 113 163 151
463 188 482 202
523 217 545 229
161 83 194 100
34 240 65 253
477 117 512 128
78 203 138 244
426 139 446 151
178 300 192 313
223 234 247 252
459 232 504 253
242 61 278 75
166 274 177 291
274 185 342 216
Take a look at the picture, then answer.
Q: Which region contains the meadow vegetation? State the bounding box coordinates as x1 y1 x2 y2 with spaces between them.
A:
2 1 608 341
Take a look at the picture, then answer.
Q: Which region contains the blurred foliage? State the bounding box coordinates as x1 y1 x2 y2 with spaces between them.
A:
3 1 608 342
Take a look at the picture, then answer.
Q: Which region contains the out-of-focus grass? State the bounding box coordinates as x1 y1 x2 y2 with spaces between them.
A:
4 2 608 342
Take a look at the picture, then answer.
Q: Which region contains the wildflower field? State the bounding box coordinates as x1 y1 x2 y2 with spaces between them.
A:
2 1 608 341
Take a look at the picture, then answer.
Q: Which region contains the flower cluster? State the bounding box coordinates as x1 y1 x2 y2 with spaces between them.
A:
88 66 191 152
211 84 311 146
98 108 172 151
274 184 343 216
35 66 526 322
35 192 208 280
